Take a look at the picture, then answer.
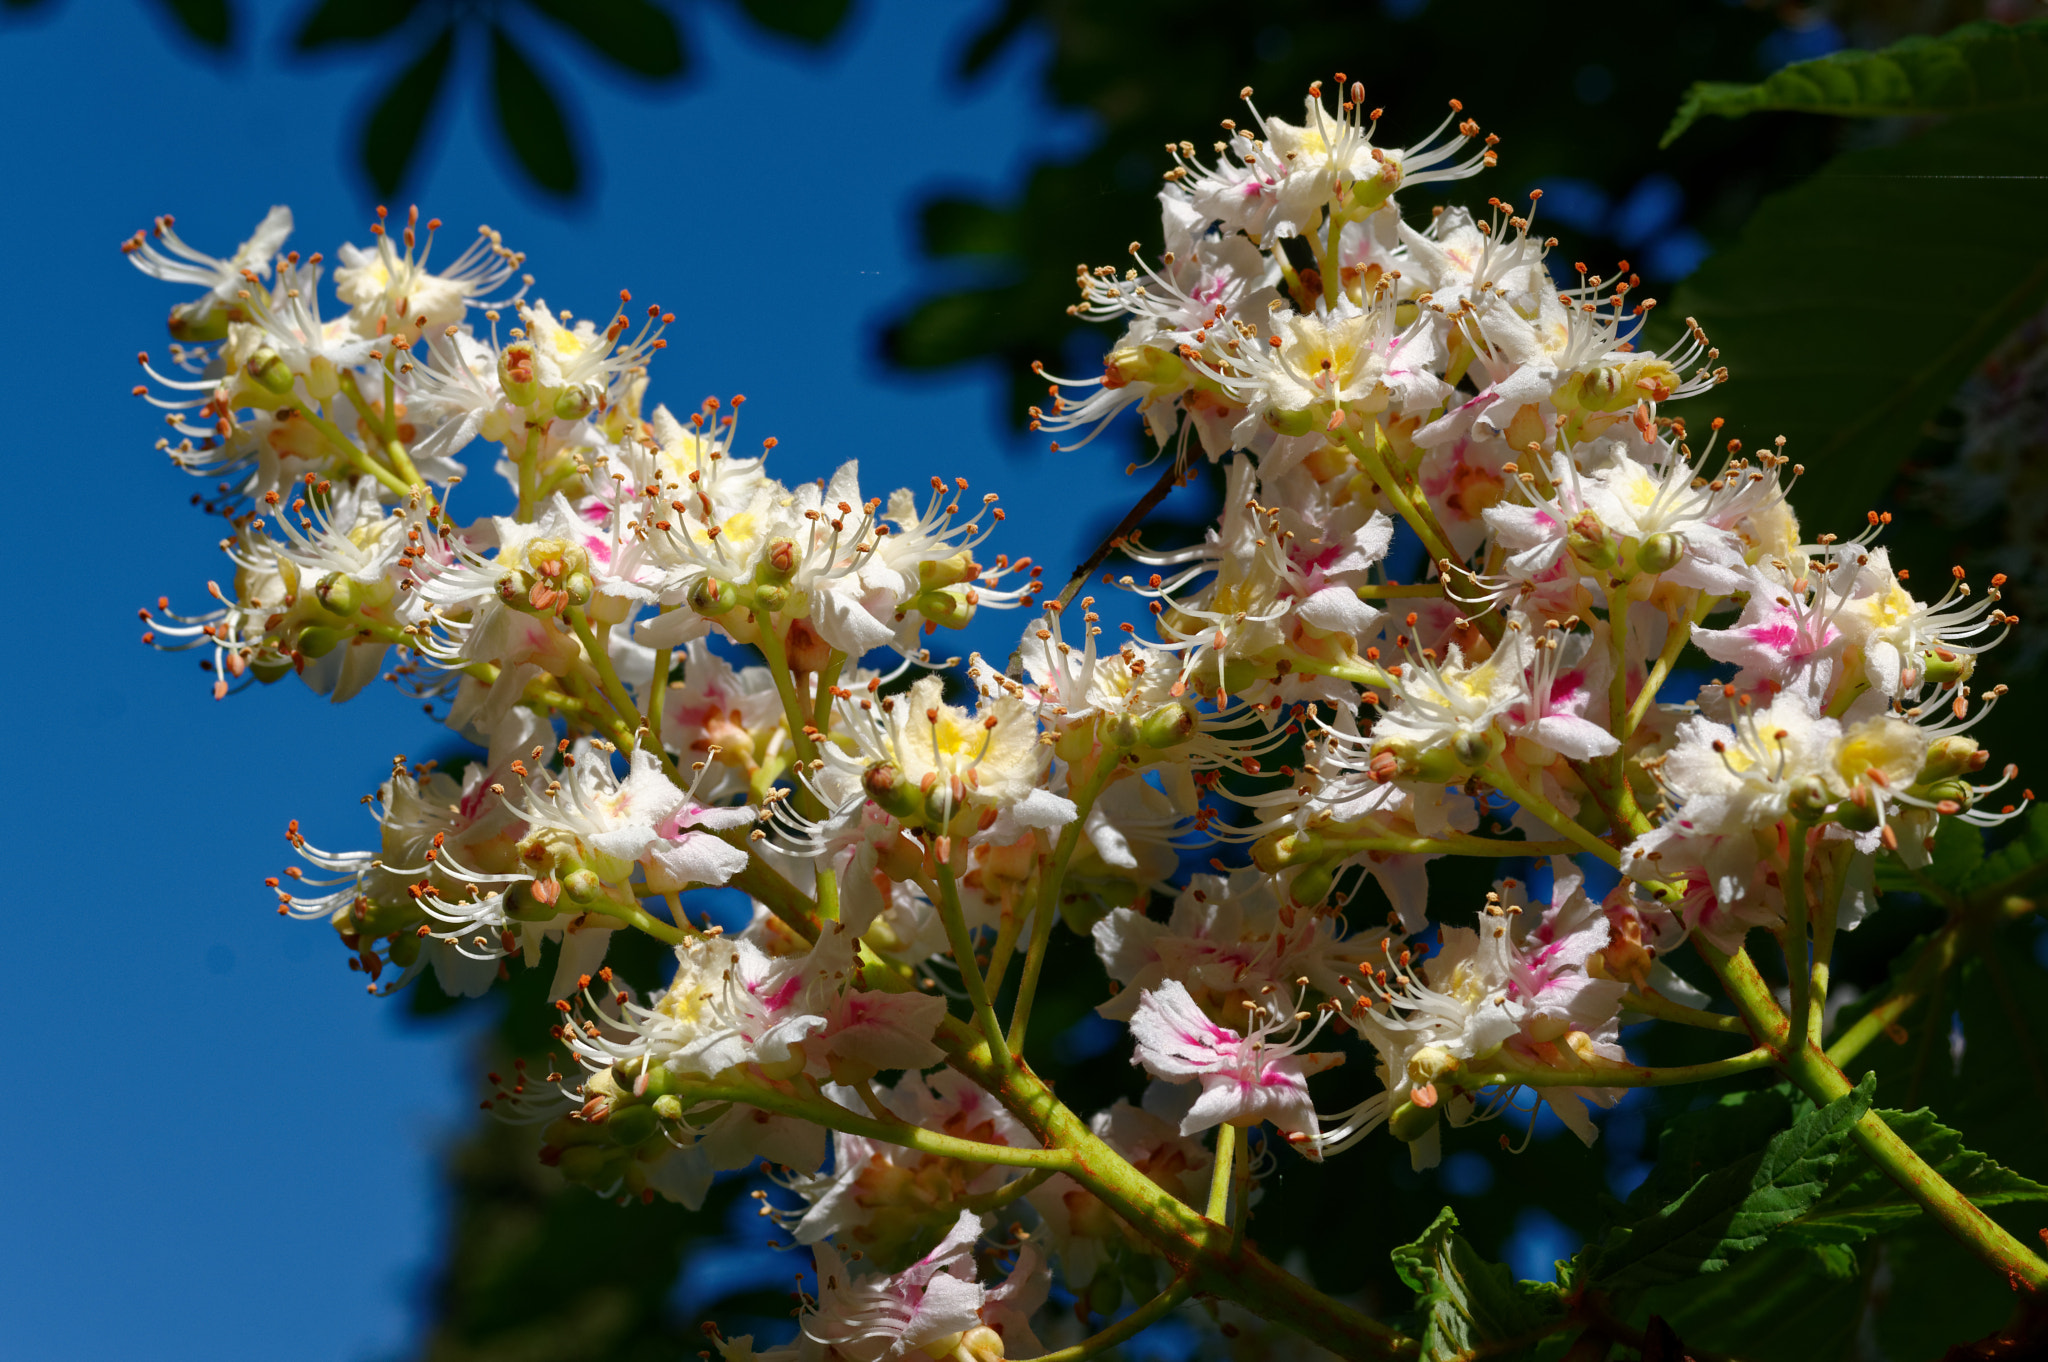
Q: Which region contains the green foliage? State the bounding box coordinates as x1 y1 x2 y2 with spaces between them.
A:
360 25 453 199
1662 108 2048 533
1663 18 2048 145
1782 1107 2048 1245
491 25 580 198
1587 1077 1871 1289
530 0 686 80
1963 802 2048 902
1875 811 1983 895
1391 1208 1565 1362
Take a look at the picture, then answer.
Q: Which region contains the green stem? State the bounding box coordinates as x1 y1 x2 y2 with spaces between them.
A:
295 405 413 498
751 610 824 822
1698 938 2048 1293
1354 582 1447 601
644 606 675 756
674 1073 1070 1169
1808 844 1845 1046
515 424 541 520
1827 918 1967 1068
1483 766 1622 868
567 606 683 786
612 898 688 946
1784 820 1813 1057
1341 422 1499 643
339 369 424 488
1013 1278 1194 1362
1463 1046 1774 1090
1622 596 1702 738
1619 989 1751 1035
1008 762 1112 1054
1207 1123 1237 1223
932 861 1011 1063
936 1019 1408 1359
955 1166 1055 1215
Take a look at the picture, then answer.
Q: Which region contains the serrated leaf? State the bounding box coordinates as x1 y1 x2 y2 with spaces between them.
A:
528 0 685 80
1392 1208 1567 1362
360 25 453 199
736 0 851 46
1664 19 2048 145
1784 1106 2048 1245
152 0 231 46
1664 109 2048 534
490 26 580 198
1590 1075 1872 1289
294 0 417 50
1875 814 1982 895
1961 802 2048 901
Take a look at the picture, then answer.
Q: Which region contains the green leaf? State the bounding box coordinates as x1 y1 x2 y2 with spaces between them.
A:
360 25 453 199
922 198 1021 258
736 0 851 46
1784 1106 2048 1245
294 0 417 50
1960 802 2048 901
1663 108 2048 533
490 26 581 198
1875 814 1982 895
1663 19 2048 145
528 0 686 80
1392 1208 1567 1362
1590 1075 1872 1289
152 0 231 47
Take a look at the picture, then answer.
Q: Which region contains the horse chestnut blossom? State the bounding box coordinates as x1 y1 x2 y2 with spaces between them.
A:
131 73 2048 1361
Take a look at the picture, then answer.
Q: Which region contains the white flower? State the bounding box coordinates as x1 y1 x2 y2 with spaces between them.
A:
1128 978 1341 1150
122 205 293 338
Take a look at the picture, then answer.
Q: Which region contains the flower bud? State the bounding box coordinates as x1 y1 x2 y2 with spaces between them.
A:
553 384 597 422
914 585 976 630
1635 531 1684 576
917 552 978 590
1288 862 1336 908
499 342 539 407
863 763 923 822
604 1102 659 1148
1834 782 1881 832
651 1094 684 1121
295 625 345 658
1788 774 1834 818
1103 343 1186 392
751 583 789 615
244 347 295 396
689 577 739 617
387 930 421 969
1387 1095 1440 1144
1566 511 1617 571
756 539 800 586
1920 648 1974 688
1252 829 1322 871
1263 404 1322 438
315 573 361 617
561 868 605 905
561 571 594 607
1137 700 1198 750
1921 735 1987 783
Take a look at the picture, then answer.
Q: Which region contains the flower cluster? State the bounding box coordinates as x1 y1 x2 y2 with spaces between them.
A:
131 77 2024 1358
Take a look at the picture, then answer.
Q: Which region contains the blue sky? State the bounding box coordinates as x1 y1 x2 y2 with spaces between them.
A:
0 3 1124 1357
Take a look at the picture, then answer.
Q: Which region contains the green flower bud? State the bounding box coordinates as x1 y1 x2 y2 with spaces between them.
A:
1289 862 1336 908
499 342 539 407
1635 531 1684 576
315 572 361 617
914 585 976 630
1137 701 1198 750
917 552 978 590
1263 404 1322 438
1387 1095 1440 1144
561 868 605 905
387 930 421 969
752 583 789 615
562 571 594 607
1566 511 1617 571
244 346 295 396
651 1094 684 1122
862 763 923 822
556 1144 622 1184
1921 649 1974 688
689 577 739 617
1921 735 1987 783
295 626 345 658
553 384 597 422
604 1103 659 1147
1789 774 1834 818
756 539 800 586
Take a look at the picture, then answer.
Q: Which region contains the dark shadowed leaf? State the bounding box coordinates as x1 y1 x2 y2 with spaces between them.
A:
1875 814 1982 895
1392 1208 1567 1362
293 0 418 50
1590 1077 1871 1289
1783 1106 2048 1244
528 0 685 80
921 198 1020 257
360 24 453 198
491 25 580 198
153 0 231 46
1663 18 2048 145
736 0 851 45
1664 109 2048 533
